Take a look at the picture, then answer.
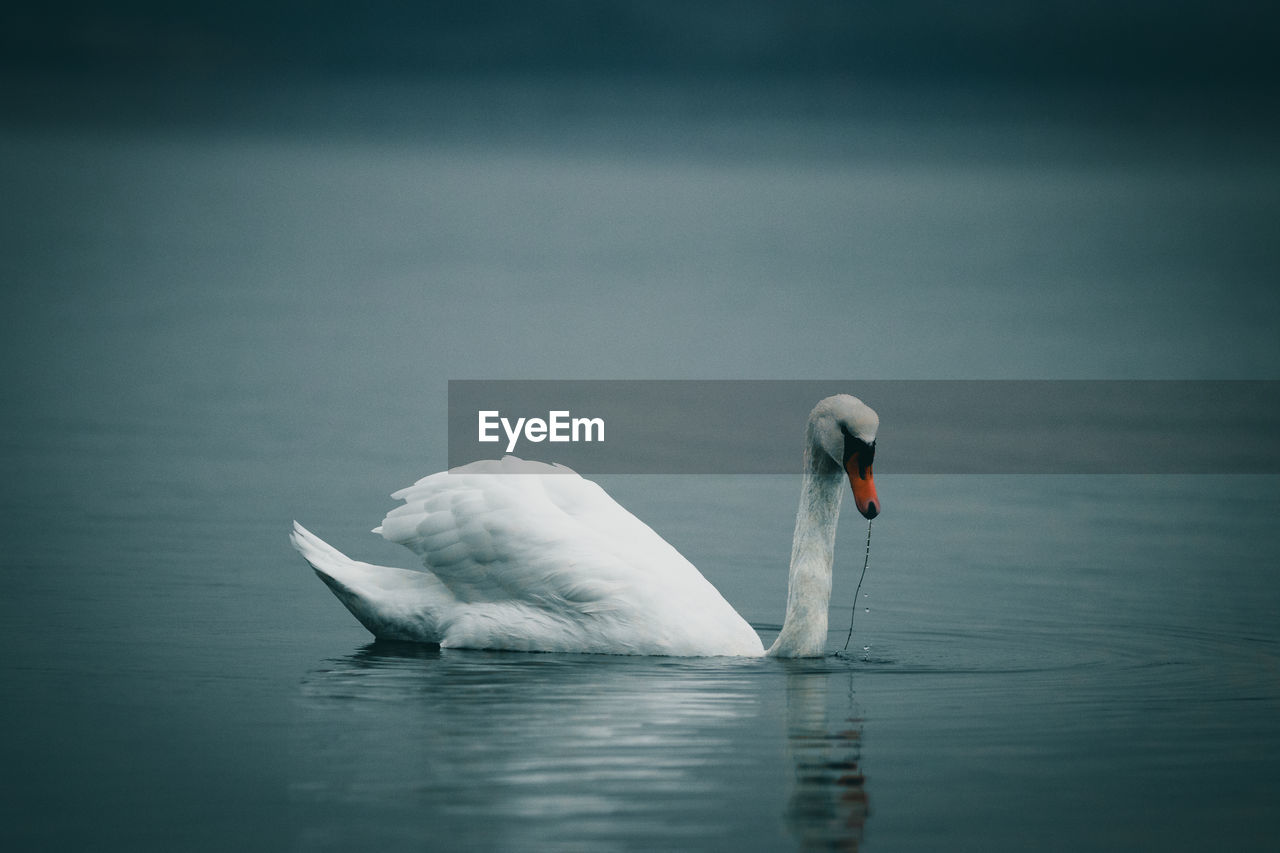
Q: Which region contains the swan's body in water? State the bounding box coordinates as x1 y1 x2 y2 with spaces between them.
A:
291 394 880 658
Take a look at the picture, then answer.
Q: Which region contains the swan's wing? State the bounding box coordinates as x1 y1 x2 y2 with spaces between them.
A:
290 521 453 643
376 457 694 607
374 457 761 655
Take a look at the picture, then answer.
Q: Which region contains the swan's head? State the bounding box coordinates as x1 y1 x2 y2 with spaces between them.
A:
810 394 881 520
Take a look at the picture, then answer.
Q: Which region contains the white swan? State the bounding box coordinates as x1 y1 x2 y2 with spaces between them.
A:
291 394 880 658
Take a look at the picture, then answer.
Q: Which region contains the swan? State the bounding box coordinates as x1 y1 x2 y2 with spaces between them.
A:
290 394 880 658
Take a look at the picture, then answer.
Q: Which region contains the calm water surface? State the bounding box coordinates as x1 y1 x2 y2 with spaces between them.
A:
2 80 1278 850
4 471 1276 851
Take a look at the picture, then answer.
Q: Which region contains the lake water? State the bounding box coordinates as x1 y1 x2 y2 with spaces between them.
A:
1 77 1278 850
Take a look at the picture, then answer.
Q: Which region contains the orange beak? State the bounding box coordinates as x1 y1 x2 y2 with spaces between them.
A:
845 454 880 520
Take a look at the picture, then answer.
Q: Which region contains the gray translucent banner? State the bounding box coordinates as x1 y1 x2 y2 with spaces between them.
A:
447 381 1280 474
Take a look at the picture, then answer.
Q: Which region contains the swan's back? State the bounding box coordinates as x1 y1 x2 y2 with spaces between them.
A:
330 457 763 656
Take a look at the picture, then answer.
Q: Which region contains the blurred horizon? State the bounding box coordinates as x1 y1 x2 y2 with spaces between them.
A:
2 1 1277 175
3 1 1278 85
3 2 1279 121
3 1 1278 389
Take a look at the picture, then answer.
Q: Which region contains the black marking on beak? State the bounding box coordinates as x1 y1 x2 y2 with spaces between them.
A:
840 423 876 480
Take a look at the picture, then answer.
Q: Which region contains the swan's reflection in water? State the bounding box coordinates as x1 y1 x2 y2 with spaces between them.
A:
295 642 869 850
782 661 869 851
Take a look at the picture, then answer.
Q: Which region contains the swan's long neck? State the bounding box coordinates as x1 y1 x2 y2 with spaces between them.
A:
767 426 845 658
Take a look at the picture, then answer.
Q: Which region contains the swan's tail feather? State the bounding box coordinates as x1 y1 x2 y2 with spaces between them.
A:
290 521 355 576
290 521 451 643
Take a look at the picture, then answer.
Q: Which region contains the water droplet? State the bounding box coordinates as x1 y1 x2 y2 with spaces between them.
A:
864 607 870 613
